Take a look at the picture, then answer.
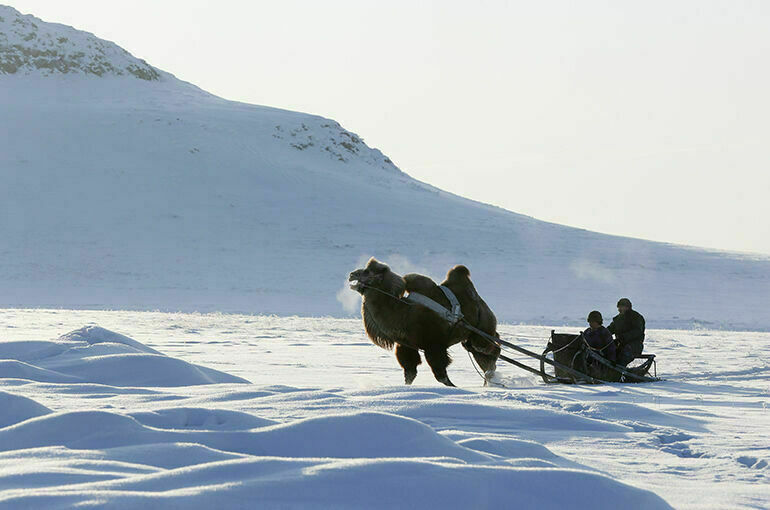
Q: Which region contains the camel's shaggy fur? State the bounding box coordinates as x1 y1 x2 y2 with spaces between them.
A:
349 258 500 386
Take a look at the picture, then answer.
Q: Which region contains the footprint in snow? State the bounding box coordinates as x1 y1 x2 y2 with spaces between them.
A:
737 456 768 470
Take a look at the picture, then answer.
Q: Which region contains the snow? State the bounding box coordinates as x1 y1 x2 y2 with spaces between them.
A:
0 391 51 428
0 310 768 509
0 5 769 330
0 6 159 79
0 6 768 508
0 325 247 386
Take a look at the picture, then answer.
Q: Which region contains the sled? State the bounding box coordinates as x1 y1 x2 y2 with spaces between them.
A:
459 322 659 384
538 330 659 384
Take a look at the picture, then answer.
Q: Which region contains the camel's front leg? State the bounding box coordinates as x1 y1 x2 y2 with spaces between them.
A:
395 344 422 385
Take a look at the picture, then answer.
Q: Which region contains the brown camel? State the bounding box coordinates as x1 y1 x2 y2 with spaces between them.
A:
349 258 501 386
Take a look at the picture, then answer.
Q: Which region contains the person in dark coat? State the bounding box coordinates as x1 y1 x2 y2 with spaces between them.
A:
607 298 645 366
583 310 616 362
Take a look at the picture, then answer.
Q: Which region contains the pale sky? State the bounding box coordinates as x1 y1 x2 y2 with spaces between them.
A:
8 1 770 254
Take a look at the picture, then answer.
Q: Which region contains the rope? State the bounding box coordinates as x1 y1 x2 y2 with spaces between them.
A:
467 349 487 381
581 332 615 355
550 334 582 354
357 283 417 304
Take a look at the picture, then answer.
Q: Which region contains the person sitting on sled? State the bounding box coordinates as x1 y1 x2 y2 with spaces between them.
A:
583 310 616 362
608 297 645 366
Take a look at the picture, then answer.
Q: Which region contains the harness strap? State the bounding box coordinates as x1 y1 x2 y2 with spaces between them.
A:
403 287 463 325
439 285 463 320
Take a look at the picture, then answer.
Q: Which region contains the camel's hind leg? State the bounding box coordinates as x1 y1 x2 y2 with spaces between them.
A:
395 344 421 385
424 348 455 387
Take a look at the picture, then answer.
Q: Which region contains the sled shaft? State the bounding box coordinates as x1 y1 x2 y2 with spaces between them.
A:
460 322 602 384
497 353 556 381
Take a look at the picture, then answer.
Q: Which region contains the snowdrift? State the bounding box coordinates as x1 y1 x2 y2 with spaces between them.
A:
0 326 248 386
0 325 674 508
0 391 51 428
0 411 673 510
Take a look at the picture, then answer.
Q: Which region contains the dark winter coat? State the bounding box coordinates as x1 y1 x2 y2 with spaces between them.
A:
607 309 645 347
583 326 616 362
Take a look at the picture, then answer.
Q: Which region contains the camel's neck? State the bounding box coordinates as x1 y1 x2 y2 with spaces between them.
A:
362 291 408 342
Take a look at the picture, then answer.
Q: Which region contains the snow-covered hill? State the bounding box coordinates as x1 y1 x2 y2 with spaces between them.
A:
1 4 769 329
0 6 158 79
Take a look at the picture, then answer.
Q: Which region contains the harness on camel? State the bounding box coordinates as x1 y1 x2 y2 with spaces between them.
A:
403 286 464 324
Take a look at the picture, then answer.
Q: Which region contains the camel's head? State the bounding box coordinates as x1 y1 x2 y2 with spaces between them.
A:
349 258 406 297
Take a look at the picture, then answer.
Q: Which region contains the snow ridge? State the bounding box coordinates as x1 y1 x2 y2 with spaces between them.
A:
0 5 159 79
273 119 403 174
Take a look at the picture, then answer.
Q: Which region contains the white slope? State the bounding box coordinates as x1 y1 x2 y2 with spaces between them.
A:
0 311 768 508
1 5 769 329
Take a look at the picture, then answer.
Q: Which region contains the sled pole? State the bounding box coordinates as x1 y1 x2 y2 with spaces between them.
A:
497 353 557 382
498 335 601 384
460 321 602 384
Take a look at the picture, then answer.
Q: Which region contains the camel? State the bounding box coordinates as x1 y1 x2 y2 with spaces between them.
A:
349 258 500 386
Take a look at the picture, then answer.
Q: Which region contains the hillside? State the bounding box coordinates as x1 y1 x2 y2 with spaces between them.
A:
1 5 769 329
